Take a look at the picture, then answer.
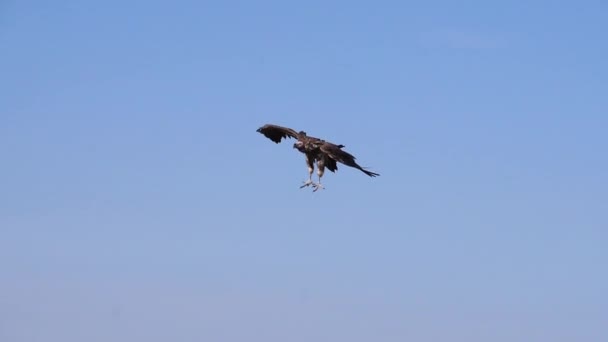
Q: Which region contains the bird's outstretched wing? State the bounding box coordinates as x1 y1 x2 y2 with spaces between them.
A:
320 142 380 177
256 124 301 143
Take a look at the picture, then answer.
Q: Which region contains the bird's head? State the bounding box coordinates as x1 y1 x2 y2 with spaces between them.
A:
293 140 305 152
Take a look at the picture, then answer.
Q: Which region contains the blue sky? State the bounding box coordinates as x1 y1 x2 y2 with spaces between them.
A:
1 1 607 341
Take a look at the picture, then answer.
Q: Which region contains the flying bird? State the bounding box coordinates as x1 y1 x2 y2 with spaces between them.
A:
256 124 379 191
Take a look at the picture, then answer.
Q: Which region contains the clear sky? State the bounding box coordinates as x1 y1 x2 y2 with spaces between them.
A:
1 1 607 341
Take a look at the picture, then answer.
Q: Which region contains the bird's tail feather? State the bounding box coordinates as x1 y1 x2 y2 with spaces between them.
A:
360 167 380 177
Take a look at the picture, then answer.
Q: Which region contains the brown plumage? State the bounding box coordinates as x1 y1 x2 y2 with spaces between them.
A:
256 124 379 191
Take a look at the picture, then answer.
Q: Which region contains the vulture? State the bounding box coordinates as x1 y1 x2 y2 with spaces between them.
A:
256 124 379 191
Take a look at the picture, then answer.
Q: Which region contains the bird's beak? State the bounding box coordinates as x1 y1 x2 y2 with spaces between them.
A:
293 143 297 149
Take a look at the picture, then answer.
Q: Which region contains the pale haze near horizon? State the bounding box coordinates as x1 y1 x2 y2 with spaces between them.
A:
1 1 607 341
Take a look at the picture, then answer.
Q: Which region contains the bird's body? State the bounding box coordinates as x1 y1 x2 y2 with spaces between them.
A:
256 124 379 191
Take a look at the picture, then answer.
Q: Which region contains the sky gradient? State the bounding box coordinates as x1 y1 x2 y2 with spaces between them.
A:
1 1 607 341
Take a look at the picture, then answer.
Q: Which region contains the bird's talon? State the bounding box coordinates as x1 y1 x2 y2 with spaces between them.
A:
300 180 313 188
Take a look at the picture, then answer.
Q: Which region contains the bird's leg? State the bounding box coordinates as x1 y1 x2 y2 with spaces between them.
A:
312 167 325 192
300 164 315 188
